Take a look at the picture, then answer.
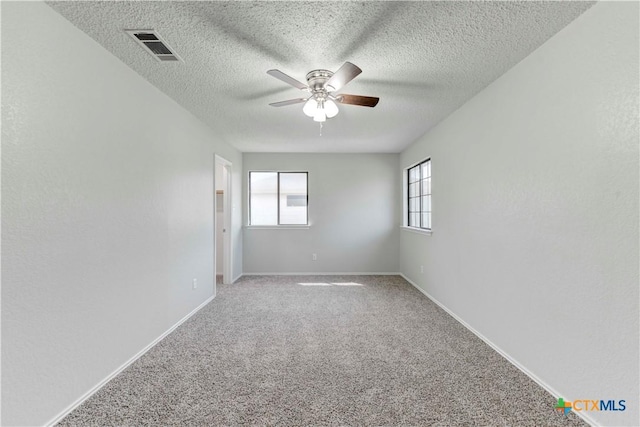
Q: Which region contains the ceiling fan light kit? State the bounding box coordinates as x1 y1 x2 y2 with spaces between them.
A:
303 98 339 122
267 62 379 124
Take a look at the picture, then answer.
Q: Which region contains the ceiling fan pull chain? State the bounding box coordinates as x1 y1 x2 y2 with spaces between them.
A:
319 122 323 137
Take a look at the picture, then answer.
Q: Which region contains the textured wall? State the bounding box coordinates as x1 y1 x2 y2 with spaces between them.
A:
243 153 400 274
400 2 639 426
1 2 242 425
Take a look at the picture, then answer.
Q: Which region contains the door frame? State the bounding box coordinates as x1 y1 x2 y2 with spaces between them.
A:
215 155 233 286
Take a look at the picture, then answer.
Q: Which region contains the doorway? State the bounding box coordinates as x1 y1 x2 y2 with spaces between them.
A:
215 155 232 288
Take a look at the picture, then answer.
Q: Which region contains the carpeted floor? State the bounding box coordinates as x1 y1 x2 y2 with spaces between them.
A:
59 275 586 426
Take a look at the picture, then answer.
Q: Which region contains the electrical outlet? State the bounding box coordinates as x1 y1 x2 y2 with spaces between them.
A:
312 253 317 261
420 265 424 274
192 278 197 289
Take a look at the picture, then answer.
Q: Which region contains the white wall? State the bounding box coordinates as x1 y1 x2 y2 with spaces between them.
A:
243 153 400 274
400 2 638 426
1 2 242 425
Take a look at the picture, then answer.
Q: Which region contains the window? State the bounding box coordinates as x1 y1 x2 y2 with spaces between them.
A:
407 159 431 230
249 172 308 225
286 195 307 207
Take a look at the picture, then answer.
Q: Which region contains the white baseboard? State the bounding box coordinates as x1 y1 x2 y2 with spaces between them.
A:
231 273 243 283
45 295 215 427
399 274 598 427
242 272 401 276
45 275 596 426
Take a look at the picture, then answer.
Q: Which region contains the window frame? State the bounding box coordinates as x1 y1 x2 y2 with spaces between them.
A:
405 158 431 231
248 171 309 226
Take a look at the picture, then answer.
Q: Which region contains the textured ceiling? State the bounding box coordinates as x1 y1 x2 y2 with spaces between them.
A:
47 1 594 153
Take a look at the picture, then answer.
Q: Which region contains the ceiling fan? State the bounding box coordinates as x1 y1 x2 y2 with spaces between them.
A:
267 62 379 123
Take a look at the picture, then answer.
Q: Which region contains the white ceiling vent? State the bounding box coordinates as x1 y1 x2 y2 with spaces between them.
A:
125 30 182 62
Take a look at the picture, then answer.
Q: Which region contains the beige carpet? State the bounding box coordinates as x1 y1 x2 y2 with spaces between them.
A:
59 275 585 426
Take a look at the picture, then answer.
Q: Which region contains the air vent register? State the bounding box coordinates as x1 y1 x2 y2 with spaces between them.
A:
125 30 182 62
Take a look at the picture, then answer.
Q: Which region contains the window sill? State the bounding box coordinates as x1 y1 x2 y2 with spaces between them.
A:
245 225 311 230
401 226 432 236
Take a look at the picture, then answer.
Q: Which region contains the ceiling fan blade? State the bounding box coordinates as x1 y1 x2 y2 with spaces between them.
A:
267 69 308 90
337 94 379 108
269 98 308 107
325 62 362 92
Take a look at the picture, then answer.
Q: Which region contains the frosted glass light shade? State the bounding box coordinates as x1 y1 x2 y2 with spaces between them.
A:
303 96 337 122
324 99 339 118
303 98 317 117
313 108 327 122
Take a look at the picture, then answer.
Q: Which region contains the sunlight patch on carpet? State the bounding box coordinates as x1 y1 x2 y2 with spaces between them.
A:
298 282 364 287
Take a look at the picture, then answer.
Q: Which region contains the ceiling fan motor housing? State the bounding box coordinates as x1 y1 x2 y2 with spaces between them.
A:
306 69 334 99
